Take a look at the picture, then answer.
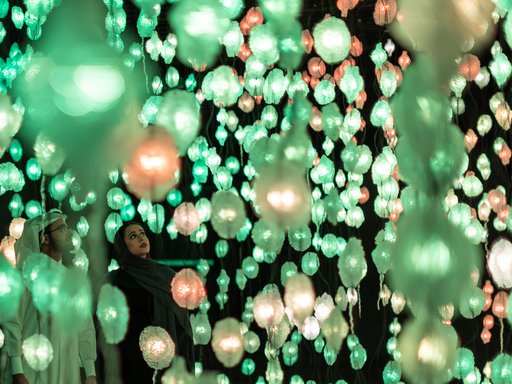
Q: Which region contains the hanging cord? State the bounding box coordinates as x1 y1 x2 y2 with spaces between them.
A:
141 37 150 94
500 317 504 353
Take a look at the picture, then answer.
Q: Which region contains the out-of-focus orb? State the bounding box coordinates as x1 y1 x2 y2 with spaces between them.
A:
211 317 244 368
487 238 512 289
139 326 175 370
22 334 54 371
171 268 206 310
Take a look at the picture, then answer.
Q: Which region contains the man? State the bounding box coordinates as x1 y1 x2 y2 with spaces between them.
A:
3 209 97 384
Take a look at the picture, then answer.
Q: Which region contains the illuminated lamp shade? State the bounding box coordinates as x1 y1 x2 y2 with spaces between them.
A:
0 236 16 266
390 206 481 310
269 317 291 350
370 43 387 69
379 70 397 98
263 68 289 104
458 285 486 319
106 187 126 210
313 79 336 105
168 0 229 68
259 0 302 22
156 90 200 155
339 66 364 104
491 353 512 384
308 57 326 78
22 334 53 371
26 158 42 181
314 293 335 322
395 123 465 196
312 17 351 64
492 291 508 319
33 133 66 176
202 65 243 107
223 21 244 57
373 0 397 26
284 273 315 325
211 317 244 368
173 202 201 236
322 103 343 141
0 162 25 193
191 313 212 345
124 128 181 202
252 285 285 329
254 162 312 228
338 238 367 288
453 347 475 380
210 190 246 239
320 308 349 353
248 23 279 66
302 316 320 340
289 226 312 252
171 268 206 310
389 0 494 61
139 326 175 370
0 93 22 149
487 238 512 288
399 319 457 384
243 330 260 354
489 52 512 89
96 284 129 344
459 54 480 81
0 256 23 322
251 218 285 253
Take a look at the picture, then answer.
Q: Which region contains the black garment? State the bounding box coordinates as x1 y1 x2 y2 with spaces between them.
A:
97 223 195 384
104 268 155 383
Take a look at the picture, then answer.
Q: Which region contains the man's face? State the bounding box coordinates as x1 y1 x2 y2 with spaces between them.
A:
45 218 74 254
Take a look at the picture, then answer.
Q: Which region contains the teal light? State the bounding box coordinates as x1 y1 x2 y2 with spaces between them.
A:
223 21 243 57
165 67 180 88
215 125 228 146
339 66 364 104
169 0 229 68
120 204 136 222
489 51 512 88
225 156 240 174
263 68 288 104
25 200 42 218
48 175 68 202
370 100 391 127
202 65 243 107
314 80 336 105
192 160 209 184
380 70 397 98
249 24 279 66
9 193 24 217
322 103 343 141
139 96 162 127
371 43 387 69
9 139 22 162
312 17 350 64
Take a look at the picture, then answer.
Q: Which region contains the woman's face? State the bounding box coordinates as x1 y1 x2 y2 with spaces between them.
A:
123 224 150 258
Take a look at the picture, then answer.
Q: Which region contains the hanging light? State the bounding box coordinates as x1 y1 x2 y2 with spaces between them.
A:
284 273 315 325
171 268 206 310
139 326 175 370
173 202 201 236
211 317 244 368
22 334 54 371
124 128 181 202
252 285 285 329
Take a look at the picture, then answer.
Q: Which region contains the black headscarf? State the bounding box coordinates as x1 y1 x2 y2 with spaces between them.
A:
112 222 194 367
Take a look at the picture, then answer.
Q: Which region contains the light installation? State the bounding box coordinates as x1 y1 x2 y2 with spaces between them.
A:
0 0 512 383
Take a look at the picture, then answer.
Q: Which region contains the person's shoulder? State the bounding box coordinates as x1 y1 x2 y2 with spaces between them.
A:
104 268 124 283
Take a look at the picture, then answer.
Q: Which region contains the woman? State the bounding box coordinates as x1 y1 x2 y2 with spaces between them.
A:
99 222 194 383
